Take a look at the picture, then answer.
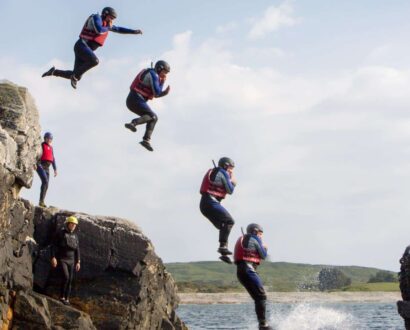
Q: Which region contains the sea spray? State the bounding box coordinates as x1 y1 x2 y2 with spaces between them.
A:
269 303 355 330
178 301 401 329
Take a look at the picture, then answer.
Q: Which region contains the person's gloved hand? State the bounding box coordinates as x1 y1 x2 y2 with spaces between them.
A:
163 85 171 95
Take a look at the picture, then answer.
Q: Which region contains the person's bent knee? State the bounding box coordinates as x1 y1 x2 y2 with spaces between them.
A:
224 217 234 226
256 293 267 302
91 57 99 67
151 115 158 123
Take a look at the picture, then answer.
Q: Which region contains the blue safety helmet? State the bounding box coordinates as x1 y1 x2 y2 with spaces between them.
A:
246 223 263 235
154 60 170 74
102 7 117 19
218 157 235 169
44 132 53 140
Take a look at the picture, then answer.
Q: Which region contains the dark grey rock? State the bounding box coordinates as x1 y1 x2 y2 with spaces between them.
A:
398 246 410 329
33 207 187 330
12 290 96 330
0 81 186 330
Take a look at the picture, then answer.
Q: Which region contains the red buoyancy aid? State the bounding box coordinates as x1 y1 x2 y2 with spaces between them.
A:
199 169 227 199
79 15 109 46
130 69 155 100
40 142 54 162
234 236 262 264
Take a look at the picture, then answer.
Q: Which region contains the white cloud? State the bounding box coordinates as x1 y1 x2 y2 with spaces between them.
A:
2 28 410 270
248 1 297 39
216 22 238 34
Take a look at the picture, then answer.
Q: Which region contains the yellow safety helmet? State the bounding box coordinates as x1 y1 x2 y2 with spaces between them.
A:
65 216 78 225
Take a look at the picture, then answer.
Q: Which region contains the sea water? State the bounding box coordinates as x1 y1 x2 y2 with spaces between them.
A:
178 302 402 329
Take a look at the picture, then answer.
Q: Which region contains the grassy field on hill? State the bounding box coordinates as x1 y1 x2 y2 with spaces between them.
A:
165 261 399 292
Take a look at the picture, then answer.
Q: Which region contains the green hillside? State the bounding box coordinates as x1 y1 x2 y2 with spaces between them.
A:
165 261 399 292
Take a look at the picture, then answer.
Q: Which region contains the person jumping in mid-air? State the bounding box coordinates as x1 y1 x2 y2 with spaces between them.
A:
199 157 237 264
124 60 171 151
42 7 142 89
36 132 57 208
234 223 272 330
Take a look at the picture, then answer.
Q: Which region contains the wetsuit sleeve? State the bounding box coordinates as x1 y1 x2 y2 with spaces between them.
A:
75 236 80 263
92 15 110 33
148 70 164 97
52 149 57 171
50 230 62 259
110 25 138 34
219 169 235 194
252 235 268 259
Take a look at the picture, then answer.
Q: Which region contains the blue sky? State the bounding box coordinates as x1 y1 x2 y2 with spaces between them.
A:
2 0 410 271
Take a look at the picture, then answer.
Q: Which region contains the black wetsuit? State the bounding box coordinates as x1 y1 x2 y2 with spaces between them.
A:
126 90 158 142
234 234 268 326
53 39 100 81
51 227 80 300
200 167 236 246
36 142 56 205
127 68 167 142
37 161 51 204
52 14 136 81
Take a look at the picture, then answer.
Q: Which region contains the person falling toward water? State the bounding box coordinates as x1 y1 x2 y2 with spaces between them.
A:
234 223 272 330
51 216 81 306
124 60 171 151
199 157 237 264
42 7 143 89
36 132 57 208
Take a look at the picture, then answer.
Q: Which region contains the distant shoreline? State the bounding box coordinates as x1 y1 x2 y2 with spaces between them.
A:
178 292 401 305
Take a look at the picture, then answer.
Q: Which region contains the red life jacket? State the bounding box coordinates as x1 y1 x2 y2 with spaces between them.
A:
40 142 54 162
234 235 262 265
199 169 227 199
79 15 109 46
130 69 155 100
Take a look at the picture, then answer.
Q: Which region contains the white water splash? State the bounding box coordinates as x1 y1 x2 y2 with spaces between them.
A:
270 303 355 330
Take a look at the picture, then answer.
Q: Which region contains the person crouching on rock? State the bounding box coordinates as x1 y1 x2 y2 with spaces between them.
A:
234 223 272 330
51 216 81 306
124 60 171 152
36 132 57 208
199 157 236 264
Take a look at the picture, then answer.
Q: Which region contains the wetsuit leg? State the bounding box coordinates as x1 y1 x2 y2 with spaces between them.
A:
237 262 267 325
60 260 75 300
200 194 235 245
126 90 158 141
53 69 73 79
36 164 50 204
71 39 99 80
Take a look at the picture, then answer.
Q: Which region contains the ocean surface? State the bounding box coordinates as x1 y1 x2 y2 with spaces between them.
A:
178 302 403 330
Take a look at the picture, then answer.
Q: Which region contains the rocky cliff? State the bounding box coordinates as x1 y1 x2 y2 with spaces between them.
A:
0 81 186 330
398 246 410 329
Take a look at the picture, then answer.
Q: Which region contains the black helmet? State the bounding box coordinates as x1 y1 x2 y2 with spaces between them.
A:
102 7 117 19
246 223 263 235
44 132 53 140
154 60 170 73
218 157 235 169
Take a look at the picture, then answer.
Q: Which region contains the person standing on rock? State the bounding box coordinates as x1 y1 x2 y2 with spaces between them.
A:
36 132 57 208
41 7 143 89
234 223 271 330
199 157 236 264
124 60 171 151
51 216 81 306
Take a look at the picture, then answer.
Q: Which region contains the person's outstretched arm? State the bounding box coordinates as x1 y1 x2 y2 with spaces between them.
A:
110 25 143 35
